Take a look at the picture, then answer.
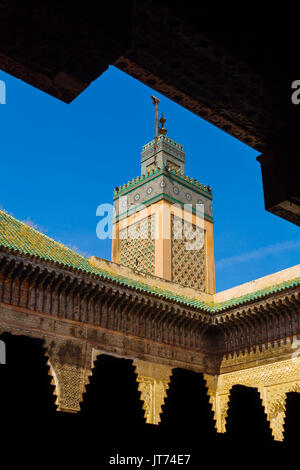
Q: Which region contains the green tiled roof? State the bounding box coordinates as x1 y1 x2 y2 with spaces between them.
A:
213 277 300 312
0 210 97 271
0 209 299 313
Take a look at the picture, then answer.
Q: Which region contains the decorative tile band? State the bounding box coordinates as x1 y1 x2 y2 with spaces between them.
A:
114 165 212 198
113 193 214 223
141 137 185 163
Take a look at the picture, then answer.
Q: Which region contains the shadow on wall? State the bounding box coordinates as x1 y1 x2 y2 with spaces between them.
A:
0 334 298 466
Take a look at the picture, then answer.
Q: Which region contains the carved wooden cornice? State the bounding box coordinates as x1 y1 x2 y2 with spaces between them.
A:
0 248 299 366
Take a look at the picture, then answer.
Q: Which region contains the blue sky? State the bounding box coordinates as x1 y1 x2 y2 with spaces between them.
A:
0 66 299 292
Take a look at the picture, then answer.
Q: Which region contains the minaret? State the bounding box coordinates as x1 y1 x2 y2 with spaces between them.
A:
112 98 215 294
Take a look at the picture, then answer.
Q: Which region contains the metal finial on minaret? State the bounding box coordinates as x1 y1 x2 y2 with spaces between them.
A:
159 113 167 135
151 95 160 166
151 95 160 138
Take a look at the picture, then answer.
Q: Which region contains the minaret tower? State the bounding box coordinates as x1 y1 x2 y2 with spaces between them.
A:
112 98 215 294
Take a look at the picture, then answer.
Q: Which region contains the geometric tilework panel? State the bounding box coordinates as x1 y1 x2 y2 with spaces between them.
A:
119 215 155 275
171 215 206 290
